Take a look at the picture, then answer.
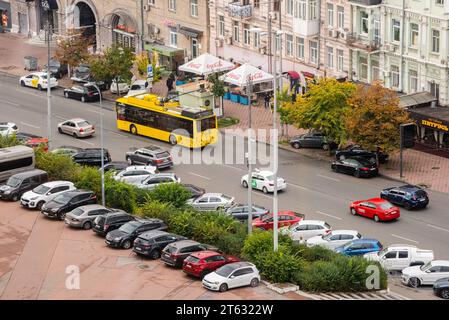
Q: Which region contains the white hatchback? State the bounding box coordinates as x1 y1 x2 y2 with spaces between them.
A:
402 260 449 288
113 165 158 184
281 220 332 242
241 169 287 194
202 262 260 292
20 181 76 210
307 230 362 250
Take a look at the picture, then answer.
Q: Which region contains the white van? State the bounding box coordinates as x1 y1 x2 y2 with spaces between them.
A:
0 146 35 182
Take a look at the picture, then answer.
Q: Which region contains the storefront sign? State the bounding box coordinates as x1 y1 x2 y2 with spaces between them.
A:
421 119 449 132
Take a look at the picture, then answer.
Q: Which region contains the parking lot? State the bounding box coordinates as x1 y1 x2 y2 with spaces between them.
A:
0 202 300 300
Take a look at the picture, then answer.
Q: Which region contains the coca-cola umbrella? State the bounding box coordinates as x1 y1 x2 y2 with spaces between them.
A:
178 53 235 76
220 63 274 87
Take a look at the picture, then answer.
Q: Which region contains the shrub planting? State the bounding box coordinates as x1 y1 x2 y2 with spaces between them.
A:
35 149 81 181
146 183 193 208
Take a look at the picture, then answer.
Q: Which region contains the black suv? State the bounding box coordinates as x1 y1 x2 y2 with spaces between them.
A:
73 148 111 167
161 240 218 268
105 219 168 249
125 145 173 169
335 145 389 164
41 189 97 220
289 132 336 150
92 211 135 236
133 230 187 259
0 169 48 201
380 185 429 210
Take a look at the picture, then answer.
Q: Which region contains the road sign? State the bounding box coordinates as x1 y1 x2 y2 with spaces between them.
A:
147 65 153 77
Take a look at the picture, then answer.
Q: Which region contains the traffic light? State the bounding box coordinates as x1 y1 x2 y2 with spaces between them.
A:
401 123 416 149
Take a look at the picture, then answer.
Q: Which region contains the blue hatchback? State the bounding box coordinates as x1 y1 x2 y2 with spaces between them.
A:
380 185 429 210
335 239 383 256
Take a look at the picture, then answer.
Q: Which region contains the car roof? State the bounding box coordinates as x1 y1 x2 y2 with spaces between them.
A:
363 198 387 204
31 72 47 76
202 193 227 197
123 165 155 171
386 244 417 250
11 169 47 179
397 185 424 192
138 230 169 239
135 218 164 224
350 238 380 244
132 80 147 85
76 204 107 211
142 145 165 152
64 189 93 196
256 170 274 176
148 173 176 178
0 122 16 127
80 148 109 153
297 220 327 225
190 250 221 259
431 260 449 267
104 211 130 218
41 180 73 187
168 239 200 248
225 262 255 269
331 230 359 235
66 118 87 123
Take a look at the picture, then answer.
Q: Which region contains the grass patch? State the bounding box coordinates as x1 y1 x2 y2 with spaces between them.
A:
218 117 240 128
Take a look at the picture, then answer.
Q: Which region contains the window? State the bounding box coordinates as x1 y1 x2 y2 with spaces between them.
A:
410 23 419 46
233 21 240 43
337 49 343 71
361 11 369 34
432 29 440 53
385 251 397 259
170 31 177 47
254 30 260 48
436 0 444 5
429 82 440 99
409 70 418 93
168 0 176 11
296 37 304 59
309 1 318 20
218 15 225 37
372 66 380 81
0 157 34 172
374 20 380 44
286 0 294 15
326 46 334 68
398 251 409 259
337 6 344 29
295 0 306 19
391 65 399 88
310 41 318 64
243 24 250 45
393 19 401 42
190 0 199 17
360 57 368 81
286 34 293 56
327 3 334 27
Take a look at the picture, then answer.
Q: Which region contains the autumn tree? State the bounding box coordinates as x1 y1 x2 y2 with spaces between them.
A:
346 82 410 154
55 29 92 78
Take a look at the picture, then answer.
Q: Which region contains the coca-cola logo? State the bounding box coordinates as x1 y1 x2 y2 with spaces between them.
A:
250 72 263 81
187 62 202 69
227 73 241 80
205 61 223 69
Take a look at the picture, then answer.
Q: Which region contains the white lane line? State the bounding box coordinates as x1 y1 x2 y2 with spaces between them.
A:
287 183 308 191
77 139 95 146
252 192 273 200
5 100 19 106
188 172 211 180
315 211 343 221
427 224 449 233
390 234 419 244
20 122 40 129
222 164 246 172
317 174 340 182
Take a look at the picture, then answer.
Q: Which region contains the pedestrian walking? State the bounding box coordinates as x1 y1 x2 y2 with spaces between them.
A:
166 73 175 93
264 92 271 109
1 10 8 33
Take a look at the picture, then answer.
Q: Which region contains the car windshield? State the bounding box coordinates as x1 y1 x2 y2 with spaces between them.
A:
379 202 394 210
53 193 73 205
420 262 432 271
119 222 138 234
6 177 22 187
32 185 51 195
77 66 89 73
131 85 144 90
185 256 200 263
221 194 232 200
260 213 272 221
322 233 333 241
70 208 85 216
378 248 388 256
215 264 235 277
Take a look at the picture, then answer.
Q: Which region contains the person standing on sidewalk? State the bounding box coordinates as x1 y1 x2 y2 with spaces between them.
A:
166 73 175 93
1 10 8 33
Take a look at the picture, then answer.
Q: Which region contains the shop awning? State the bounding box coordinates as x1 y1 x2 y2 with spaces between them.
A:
145 43 184 57
409 107 449 132
285 71 300 80
399 92 437 109
178 26 203 38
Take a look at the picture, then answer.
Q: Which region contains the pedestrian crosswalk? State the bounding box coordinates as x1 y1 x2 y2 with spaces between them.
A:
295 289 411 300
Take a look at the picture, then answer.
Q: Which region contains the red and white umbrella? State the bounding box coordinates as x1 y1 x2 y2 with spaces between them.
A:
220 63 274 86
178 53 235 76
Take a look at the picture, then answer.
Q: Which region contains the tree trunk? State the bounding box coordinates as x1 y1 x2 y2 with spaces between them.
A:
67 64 71 79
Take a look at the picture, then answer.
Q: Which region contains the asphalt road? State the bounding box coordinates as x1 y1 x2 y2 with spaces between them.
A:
1 74 447 299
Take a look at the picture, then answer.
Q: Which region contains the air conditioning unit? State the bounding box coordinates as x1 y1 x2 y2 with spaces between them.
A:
215 38 223 47
339 31 346 39
259 46 267 54
333 30 340 38
143 4 150 11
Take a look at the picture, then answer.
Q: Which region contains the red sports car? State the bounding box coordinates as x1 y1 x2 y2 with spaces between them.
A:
182 251 239 279
252 211 305 230
350 198 400 222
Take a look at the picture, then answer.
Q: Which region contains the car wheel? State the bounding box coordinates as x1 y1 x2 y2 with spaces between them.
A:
350 208 357 216
126 157 133 165
38 84 42 91
354 170 361 178
12 194 19 202
250 278 259 287
242 180 248 188
72 132 78 139
408 277 420 288
81 96 86 103
331 165 337 172
82 221 92 230
219 283 228 292
216 206 223 211
292 142 301 149
169 134 178 146
150 250 161 260
322 143 330 151
58 127 63 134
440 288 449 299
262 187 269 194
21 80 25 87
64 92 69 98
122 240 132 249
130 124 138 135
373 215 380 222
36 201 45 210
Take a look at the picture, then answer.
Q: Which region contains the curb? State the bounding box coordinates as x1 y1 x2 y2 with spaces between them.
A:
261 280 299 294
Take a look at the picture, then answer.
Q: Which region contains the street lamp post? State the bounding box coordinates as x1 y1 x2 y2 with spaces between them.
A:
246 76 253 235
46 20 52 151
91 83 105 206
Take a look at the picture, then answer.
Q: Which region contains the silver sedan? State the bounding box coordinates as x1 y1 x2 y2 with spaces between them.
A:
65 205 119 229
57 118 95 138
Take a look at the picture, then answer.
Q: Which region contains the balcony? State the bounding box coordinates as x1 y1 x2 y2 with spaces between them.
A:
293 19 320 37
228 2 253 19
348 0 382 5
346 33 380 52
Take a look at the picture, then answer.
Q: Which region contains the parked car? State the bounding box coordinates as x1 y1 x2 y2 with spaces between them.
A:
280 220 332 242
202 262 260 292
110 78 130 94
125 80 149 97
350 198 400 222
183 251 240 279
364 244 434 271
20 180 75 210
252 211 305 231
335 144 389 164
0 122 18 137
331 157 379 178
380 185 429 210
58 118 95 138
402 260 449 288
306 230 362 250
51 146 83 157
72 148 111 166
225 204 269 221
41 189 97 220
43 58 68 79
335 239 383 256
186 193 235 211
241 170 287 194
132 173 181 190
105 218 167 249
289 132 335 150
433 277 449 299
112 165 158 184
133 230 187 259
125 146 173 169
0 169 48 201
65 205 120 230
63 84 101 103
71 64 91 82
161 240 218 268
99 162 128 173
15 133 49 152
182 184 206 200
92 211 135 237
19 72 58 90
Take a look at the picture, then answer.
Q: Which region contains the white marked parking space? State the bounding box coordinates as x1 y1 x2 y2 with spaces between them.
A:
20 122 40 129
188 172 211 180
390 234 419 244
427 224 449 233
315 211 343 221
317 174 340 182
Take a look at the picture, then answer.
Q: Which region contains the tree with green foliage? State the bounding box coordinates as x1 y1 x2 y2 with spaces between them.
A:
146 183 193 208
55 29 92 78
346 82 411 154
207 72 226 113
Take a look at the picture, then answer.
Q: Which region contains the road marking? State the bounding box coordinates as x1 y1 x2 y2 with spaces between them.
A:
390 234 419 244
77 139 95 146
317 174 340 182
222 164 246 172
20 122 40 129
188 172 211 180
287 183 308 190
108 131 128 138
252 192 273 200
315 211 343 220
5 100 19 106
426 224 449 233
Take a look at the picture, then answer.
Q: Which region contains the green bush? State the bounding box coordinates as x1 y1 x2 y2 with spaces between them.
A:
35 149 81 181
0 134 21 148
137 200 177 222
191 211 241 245
73 166 102 197
214 223 247 256
168 209 198 239
104 178 137 213
241 230 293 261
133 187 152 206
292 244 338 262
254 247 305 283
146 183 193 208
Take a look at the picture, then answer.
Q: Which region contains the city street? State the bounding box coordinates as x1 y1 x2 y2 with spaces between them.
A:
0 73 447 299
